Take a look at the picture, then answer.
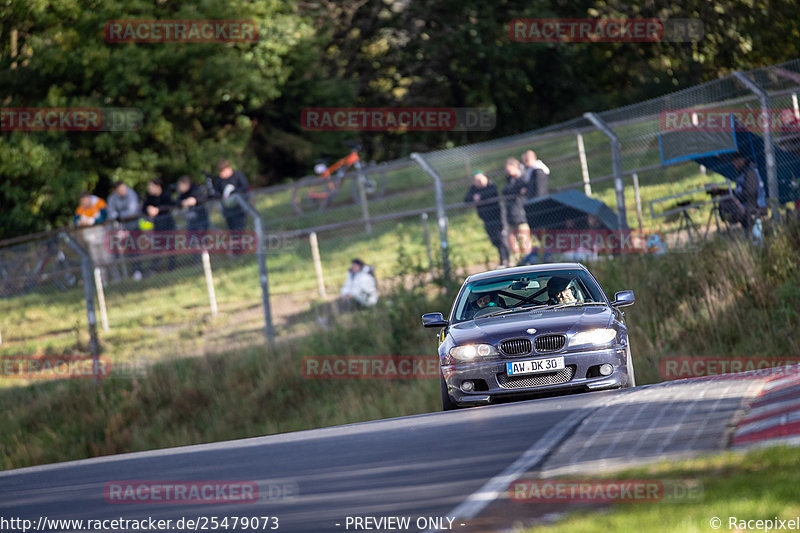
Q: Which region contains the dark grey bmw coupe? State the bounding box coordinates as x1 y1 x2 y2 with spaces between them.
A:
422 263 636 410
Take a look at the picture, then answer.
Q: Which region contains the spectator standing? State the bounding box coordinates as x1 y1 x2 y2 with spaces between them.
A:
142 178 177 272
176 175 209 265
212 159 250 231
464 171 510 268
521 149 550 198
502 158 532 264
74 192 107 227
74 192 111 269
107 181 143 280
176 175 209 232
107 181 141 229
339 258 378 308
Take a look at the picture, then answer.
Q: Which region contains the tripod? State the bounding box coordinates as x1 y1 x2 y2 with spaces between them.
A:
705 188 732 238
674 201 701 245
705 202 730 238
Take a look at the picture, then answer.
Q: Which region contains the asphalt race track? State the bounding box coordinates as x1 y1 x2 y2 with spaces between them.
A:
0 377 763 533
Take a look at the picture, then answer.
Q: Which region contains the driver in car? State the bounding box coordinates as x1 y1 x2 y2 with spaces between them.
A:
471 292 502 318
546 276 577 305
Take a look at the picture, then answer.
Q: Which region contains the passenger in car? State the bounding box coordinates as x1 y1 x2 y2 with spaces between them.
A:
546 276 577 305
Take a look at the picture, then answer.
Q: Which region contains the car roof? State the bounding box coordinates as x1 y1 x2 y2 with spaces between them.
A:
465 263 589 283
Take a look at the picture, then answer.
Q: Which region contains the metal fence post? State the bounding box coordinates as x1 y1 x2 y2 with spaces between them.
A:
410 153 450 280
583 112 628 229
733 71 780 225
632 173 644 233
421 213 434 275
355 172 372 234
576 133 592 196
232 193 275 347
59 232 100 381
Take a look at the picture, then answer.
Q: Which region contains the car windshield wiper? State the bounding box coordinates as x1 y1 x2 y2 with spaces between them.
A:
475 301 606 319
540 301 607 310
476 304 548 318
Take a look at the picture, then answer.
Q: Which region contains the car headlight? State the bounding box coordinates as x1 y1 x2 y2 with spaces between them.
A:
449 344 498 361
570 328 617 347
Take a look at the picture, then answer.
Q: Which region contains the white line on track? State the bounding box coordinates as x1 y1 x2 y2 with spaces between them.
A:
434 396 607 525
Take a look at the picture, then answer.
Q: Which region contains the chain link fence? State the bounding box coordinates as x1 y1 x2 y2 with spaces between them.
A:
2 58 800 368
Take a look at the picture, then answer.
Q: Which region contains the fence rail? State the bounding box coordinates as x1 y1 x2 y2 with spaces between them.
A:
2 57 800 366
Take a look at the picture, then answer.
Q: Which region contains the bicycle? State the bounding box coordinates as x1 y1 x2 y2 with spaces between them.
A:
0 236 79 297
26 236 80 292
291 142 386 215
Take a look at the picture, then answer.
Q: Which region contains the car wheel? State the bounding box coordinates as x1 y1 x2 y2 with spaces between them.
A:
624 345 636 388
441 374 458 411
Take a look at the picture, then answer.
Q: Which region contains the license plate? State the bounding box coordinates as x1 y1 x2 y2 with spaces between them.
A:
506 357 565 375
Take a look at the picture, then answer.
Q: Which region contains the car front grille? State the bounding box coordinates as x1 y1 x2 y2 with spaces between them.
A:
534 334 566 353
497 366 576 389
500 338 533 356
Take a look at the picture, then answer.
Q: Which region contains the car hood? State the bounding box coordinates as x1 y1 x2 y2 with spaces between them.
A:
449 306 615 344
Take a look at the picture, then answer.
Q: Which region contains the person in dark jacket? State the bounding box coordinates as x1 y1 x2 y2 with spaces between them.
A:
176 175 209 232
212 159 249 231
502 158 532 264
464 171 510 267
720 154 766 233
143 178 176 231
521 150 550 198
143 178 176 272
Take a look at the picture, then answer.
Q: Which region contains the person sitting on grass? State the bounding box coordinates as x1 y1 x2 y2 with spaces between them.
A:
339 258 378 308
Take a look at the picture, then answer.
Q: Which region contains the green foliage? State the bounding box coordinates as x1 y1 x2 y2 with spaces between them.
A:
3 220 800 469
0 0 314 236
2 0 800 238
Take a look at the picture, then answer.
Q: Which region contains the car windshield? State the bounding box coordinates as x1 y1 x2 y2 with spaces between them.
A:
451 269 607 323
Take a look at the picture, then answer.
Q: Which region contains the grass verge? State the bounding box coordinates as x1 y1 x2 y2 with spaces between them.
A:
522 445 800 533
1 220 800 470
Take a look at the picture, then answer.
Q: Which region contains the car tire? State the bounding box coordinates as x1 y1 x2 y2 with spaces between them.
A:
441 374 458 411
624 345 636 388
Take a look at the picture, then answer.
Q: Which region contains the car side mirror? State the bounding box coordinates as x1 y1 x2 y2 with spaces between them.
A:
612 290 635 307
422 312 448 328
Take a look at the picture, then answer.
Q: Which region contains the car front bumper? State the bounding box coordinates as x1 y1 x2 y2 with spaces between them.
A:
443 345 630 406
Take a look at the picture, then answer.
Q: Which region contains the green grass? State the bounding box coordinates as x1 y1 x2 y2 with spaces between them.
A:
522 445 800 533
0 165 713 365
0 205 499 363
2 219 800 469
1 111 728 364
